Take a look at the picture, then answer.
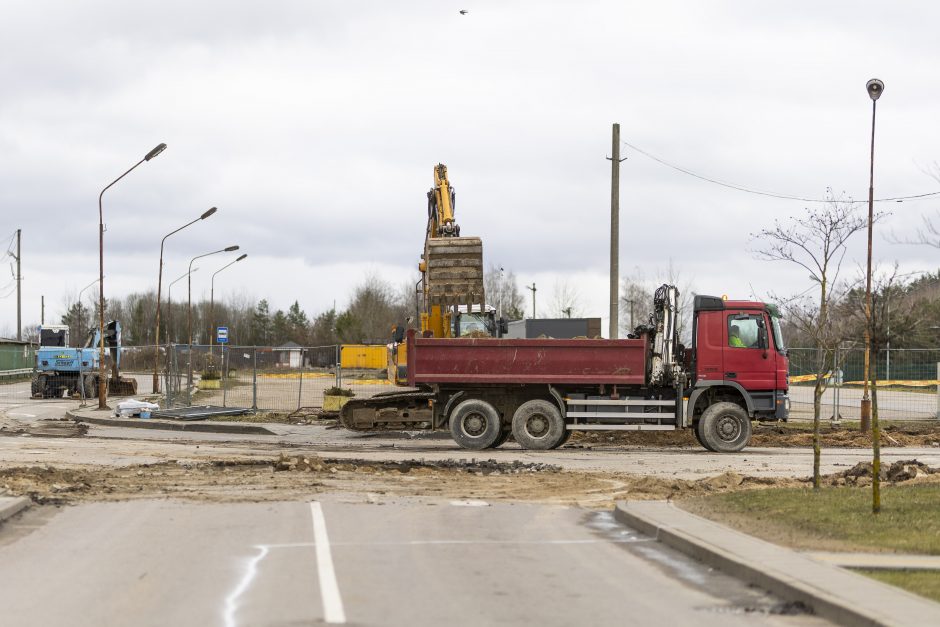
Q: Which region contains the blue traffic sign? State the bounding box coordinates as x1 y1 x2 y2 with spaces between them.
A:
216 326 229 344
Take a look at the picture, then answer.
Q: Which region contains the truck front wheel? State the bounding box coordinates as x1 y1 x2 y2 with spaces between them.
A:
449 399 503 450
512 400 567 450
698 402 751 453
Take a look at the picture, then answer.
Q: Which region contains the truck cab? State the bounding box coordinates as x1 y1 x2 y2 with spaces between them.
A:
688 295 789 423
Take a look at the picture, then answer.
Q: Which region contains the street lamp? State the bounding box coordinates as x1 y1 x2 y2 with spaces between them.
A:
167 268 199 344
76 277 102 344
861 78 883 433
152 206 218 393
97 142 167 409
863 78 884 514
210 253 247 347
188 246 239 385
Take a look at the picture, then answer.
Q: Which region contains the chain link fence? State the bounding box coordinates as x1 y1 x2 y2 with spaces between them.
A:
787 347 940 421
162 344 400 413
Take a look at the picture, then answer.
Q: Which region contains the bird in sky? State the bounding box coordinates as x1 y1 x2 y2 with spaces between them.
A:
459 10 468 15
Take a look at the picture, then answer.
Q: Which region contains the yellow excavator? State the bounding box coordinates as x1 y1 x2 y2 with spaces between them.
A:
389 164 501 383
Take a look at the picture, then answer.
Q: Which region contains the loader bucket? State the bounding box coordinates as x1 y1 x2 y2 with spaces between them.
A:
109 377 139 396
425 237 485 308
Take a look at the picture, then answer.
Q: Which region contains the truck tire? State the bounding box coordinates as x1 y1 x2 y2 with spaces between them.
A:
698 402 751 453
512 400 566 450
449 399 503 450
31 374 45 398
492 429 512 448
693 419 713 451
83 375 97 399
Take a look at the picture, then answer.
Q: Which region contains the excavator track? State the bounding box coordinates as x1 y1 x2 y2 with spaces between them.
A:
340 390 436 431
425 237 485 308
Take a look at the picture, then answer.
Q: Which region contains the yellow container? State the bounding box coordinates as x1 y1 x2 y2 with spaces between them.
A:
199 379 221 389
323 395 352 412
340 344 388 370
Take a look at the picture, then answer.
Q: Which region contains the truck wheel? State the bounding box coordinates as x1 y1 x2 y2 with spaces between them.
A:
699 402 751 453
83 375 97 399
512 400 566 450
492 429 512 448
449 399 502 450
693 419 714 451
31 374 44 398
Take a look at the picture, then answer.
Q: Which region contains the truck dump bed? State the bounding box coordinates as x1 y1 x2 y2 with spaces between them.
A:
406 331 648 386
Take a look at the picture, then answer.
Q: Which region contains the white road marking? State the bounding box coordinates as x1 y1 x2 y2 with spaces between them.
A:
449 499 489 507
223 545 269 627
310 501 347 624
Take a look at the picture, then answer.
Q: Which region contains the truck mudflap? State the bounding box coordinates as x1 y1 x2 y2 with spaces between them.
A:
339 390 436 431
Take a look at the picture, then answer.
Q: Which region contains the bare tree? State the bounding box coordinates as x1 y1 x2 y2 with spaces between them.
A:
752 196 867 489
549 279 583 318
484 264 525 320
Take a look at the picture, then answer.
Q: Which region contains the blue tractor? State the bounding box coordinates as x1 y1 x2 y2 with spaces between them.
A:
31 321 138 399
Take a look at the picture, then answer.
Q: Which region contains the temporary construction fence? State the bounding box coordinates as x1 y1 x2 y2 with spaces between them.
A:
787 347 940 421
163 344 397 413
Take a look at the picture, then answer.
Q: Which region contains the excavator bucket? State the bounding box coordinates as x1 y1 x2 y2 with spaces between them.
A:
109 377 139 396
425 237 485 308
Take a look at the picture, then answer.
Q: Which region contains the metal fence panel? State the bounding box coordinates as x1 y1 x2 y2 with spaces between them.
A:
787 348 940 421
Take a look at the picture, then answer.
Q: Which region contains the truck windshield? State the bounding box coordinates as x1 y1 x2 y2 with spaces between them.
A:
771 316 786 352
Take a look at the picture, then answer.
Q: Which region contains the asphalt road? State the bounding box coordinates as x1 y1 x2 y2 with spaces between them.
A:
0 497 828 627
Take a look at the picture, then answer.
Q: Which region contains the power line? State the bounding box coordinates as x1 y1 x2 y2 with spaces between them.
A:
622 139 940 204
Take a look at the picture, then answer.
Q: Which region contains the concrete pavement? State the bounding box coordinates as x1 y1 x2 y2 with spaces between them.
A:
0 498 827 627
615 500 940 627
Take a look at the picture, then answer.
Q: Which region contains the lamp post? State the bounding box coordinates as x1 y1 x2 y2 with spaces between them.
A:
76 277 102 343
862 78 884 513
861 79 883 431
210 253 247 348
152 207 218 393
497 266 505 320
97 142 166 409
167 268 198 344
188 246 239 386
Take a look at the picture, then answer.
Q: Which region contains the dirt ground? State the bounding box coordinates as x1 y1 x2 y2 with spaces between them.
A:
0 452 820 510
568 421 940 449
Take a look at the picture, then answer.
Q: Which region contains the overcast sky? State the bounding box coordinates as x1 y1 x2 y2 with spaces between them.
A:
1 1 938 337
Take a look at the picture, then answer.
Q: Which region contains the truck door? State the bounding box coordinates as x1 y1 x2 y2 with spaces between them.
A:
723 311 776 391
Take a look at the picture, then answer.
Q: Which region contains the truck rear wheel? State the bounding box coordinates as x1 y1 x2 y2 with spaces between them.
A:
512 400 566 450
449 399 503 450
699 402 751 453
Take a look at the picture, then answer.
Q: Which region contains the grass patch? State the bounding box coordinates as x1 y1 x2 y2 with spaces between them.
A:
858 570 940 603
681 483 940 555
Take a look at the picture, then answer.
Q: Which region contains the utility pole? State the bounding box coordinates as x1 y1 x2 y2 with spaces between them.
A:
14 229 21 340
41 295 44 325
526 283 537 319
607 123 625 339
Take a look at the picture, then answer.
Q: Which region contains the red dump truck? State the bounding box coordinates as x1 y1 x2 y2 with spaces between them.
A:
340 286 789 453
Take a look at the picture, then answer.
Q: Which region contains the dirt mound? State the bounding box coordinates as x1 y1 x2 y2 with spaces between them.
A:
826 459 940 486
273 455 560 475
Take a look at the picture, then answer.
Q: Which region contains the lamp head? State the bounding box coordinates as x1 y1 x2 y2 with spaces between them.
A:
236 254 247 262
224 245 240 252
201 207 218 220
866 79 884 101
145 143 167 161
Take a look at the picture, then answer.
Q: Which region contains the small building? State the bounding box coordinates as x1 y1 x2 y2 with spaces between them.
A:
504 318 603 339
274 341 303 368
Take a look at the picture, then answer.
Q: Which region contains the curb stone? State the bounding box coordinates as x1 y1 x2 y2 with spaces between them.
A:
614 500 940 627
67 411 275 436
0 496 30 524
